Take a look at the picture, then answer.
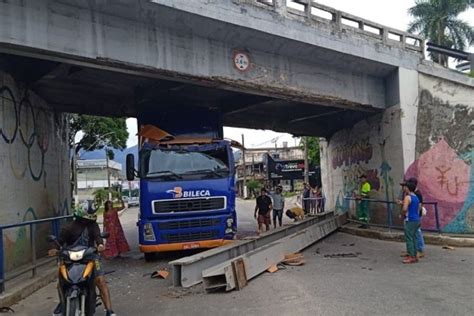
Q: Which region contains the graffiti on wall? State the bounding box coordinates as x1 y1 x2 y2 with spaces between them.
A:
332 138 373 169
405 140 472 233
1 83 53 182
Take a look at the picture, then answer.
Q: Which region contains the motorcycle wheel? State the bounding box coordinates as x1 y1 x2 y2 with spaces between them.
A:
67 297 80 316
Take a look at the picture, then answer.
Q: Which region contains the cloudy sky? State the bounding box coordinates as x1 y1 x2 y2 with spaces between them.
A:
126 0 473 148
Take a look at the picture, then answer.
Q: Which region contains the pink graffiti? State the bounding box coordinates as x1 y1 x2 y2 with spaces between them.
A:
405 140 469 230
332 140 373 169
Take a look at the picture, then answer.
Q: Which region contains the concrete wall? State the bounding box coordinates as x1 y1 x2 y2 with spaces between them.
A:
405 73 473 234
0 70 70 272
321 67 474 234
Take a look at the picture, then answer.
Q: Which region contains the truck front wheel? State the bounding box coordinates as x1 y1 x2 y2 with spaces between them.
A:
144 252 156 262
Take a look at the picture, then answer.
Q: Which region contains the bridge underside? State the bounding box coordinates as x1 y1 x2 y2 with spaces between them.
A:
0 53 375 138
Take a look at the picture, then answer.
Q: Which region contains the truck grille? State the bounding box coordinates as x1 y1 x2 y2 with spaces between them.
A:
158 218 221 230
161 230 219 243
153 197 225 213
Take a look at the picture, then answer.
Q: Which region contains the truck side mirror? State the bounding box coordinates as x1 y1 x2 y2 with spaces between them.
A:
126 154 135 181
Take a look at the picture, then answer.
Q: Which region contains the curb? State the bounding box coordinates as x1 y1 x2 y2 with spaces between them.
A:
340 225 474 247
0 267 56 308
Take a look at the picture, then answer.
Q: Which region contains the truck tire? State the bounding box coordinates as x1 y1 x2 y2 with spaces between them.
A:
144 252 156 262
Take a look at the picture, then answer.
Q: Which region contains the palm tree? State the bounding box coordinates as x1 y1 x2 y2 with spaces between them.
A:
408 0 474 66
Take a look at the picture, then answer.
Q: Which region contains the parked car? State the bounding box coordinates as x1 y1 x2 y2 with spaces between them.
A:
128 196 139 207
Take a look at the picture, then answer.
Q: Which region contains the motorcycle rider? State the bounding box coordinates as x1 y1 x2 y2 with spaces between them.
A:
49 200 116 316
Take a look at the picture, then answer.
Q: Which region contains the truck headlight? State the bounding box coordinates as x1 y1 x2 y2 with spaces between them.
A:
226 218 234 227
225 228 233 234
144 223 156 241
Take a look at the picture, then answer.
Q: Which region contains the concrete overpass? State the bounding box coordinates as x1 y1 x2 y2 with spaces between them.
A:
0 0 473 277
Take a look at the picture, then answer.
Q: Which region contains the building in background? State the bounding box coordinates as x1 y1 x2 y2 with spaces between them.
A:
76 159 122 201
236 143 320 196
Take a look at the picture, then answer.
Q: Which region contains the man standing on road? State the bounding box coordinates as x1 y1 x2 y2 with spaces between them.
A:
357 175 371 228
272 185 285 228
255 188 272 233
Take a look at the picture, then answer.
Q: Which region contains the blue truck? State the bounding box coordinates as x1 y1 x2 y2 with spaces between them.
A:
126 106 237 260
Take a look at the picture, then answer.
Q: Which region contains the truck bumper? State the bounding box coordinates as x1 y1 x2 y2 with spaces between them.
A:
139 239 233 253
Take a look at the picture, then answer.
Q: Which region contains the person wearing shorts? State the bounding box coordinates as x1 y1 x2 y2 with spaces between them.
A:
255 188 272 232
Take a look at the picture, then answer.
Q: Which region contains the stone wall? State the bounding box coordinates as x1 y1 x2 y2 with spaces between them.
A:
0 71 70 272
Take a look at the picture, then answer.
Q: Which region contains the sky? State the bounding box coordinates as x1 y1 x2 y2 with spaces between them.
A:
125 1 473 148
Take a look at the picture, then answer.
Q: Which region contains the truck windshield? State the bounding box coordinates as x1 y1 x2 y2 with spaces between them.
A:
141 146 230 180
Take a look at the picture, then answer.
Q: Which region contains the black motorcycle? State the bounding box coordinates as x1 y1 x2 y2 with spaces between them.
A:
49 234 108 316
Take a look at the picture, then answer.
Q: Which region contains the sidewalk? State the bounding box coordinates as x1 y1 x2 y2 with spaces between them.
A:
0 208 129 308
340 222 474 247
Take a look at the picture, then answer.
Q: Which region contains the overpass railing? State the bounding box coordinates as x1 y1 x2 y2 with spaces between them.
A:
343 197 441 233
251 0 424 55
0 215 72 294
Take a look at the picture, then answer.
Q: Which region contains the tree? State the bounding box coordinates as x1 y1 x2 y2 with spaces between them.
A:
69 114 128 159
246 179 262 198
300 137 320 166
408 0 474 67
70 114 129 197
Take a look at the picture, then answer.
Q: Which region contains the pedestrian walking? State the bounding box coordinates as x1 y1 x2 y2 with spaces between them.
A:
254 188 273 233
400 180 421 264
356 175 371 228
310 186 317 215
315 186 324 214
103 199 130 259
272 186 285 228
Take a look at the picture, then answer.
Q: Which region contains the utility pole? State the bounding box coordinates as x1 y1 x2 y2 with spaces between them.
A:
303 137 309 184
105 146 112 201
241 134 247 199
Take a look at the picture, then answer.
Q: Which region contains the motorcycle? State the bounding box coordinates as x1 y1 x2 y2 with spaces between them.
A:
49 233 109 316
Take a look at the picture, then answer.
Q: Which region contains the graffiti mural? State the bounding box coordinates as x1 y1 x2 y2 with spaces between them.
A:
405 140 472 233
332 138 373 169
1 71 70 272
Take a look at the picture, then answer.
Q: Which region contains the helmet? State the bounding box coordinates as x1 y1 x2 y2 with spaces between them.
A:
74 200 98 221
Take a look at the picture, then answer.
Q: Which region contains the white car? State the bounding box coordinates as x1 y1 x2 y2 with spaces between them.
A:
128 197 139 207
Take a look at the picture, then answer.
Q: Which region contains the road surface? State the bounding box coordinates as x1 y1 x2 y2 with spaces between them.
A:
11 200 474 315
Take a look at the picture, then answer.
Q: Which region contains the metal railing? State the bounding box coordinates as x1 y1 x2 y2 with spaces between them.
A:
250 0 424 55
0 215 72 294
343 197 440 233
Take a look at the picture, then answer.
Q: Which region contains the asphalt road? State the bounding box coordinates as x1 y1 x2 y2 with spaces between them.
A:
12 200 474 316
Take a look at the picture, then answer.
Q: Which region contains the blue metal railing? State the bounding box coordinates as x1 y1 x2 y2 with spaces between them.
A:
343 197 441 233
0 215 72 294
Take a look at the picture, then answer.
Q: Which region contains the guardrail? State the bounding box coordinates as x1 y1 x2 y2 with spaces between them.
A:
0 215 72 294
251 0 424 55
343 197 440 233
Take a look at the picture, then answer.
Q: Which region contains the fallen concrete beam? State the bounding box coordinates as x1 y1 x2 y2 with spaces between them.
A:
169 212 335 287
202 216 339 292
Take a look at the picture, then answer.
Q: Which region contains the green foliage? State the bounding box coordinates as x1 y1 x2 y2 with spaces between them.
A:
69 114 129 158
408 0 474 66
93 188 120 206
300 137 320 166
246 179 262 198
469 70 474 78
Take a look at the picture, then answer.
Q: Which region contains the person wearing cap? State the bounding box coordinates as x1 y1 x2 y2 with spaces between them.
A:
254 187 273 232
400 180 421 264
356 175 371 228
271 185 285 228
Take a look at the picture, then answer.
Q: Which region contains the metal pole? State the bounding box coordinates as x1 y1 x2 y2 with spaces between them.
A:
73 144 78 206
106 146 112 201
434 203 441 233
241 134 246 199
303 137 309 184
30 223 37 278
0 227 5 293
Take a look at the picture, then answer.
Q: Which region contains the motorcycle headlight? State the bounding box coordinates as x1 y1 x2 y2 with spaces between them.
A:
68 249 86 261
